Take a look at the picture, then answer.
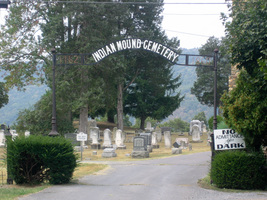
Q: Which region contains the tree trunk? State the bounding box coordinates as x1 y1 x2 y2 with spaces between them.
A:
117 83 124 131
79 105 88 146
107 109 115 123
140 116 146 130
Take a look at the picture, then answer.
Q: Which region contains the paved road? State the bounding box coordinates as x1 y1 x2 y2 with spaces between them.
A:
19 151 267 200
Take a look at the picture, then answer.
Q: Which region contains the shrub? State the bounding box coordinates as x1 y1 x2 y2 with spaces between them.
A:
210 150 266 190
6 135 77 185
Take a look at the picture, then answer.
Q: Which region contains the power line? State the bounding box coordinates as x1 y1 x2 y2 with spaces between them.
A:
164 29 212 38
162 13 223 16
29 1 229 5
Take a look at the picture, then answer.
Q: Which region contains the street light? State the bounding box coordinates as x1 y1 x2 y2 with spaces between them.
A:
48 48 59 136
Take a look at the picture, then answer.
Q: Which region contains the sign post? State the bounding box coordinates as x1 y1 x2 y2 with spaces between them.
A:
76 132 87 161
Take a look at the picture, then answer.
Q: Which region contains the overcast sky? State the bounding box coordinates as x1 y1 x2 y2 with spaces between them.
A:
162 0 231 49
0 0 231 49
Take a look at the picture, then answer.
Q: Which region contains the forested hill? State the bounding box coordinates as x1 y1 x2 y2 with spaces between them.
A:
0 48 213 125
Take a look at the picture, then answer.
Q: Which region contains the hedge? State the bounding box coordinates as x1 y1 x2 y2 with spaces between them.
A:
6 135 77 185
210 150 266 190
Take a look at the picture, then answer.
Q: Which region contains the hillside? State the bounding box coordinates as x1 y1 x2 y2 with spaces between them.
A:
0 48 213 126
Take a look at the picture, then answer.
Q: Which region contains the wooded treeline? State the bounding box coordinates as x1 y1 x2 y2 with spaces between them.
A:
0 0 184 134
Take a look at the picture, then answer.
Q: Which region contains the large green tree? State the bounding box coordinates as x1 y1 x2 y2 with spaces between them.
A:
124 44 184 130
225 0 267 77
221 71 267 151
221 0 267 151
191 36 231 108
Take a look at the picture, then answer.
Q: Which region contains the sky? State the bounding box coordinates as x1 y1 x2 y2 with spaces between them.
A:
0 0 231 49
162 0 231 49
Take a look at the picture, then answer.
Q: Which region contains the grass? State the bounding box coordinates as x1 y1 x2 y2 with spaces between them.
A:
0 131 211 200
77 132 211 161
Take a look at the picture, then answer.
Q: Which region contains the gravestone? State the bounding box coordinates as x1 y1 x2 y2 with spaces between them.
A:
115 129 126 149
145 121 154 132
190 120 203 136
102 129 113 149
151 132 159 148
102 148 117 158
191 124 202 142
9 129 18 140
0 129 5 147
0 124 6 130
161 127 171 134
176 138 189 149
173 141 180 148
112 127 117 141
172 148 182 154
154 127 161 142
189 143 193 151
91 127 101 149
88 120 99 144
164 131 172 148
64 133 80 146
25 131 30 137
140 132 152 152
132 137 149 158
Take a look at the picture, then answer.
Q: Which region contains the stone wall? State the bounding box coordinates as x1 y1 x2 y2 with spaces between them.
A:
228 65 240 91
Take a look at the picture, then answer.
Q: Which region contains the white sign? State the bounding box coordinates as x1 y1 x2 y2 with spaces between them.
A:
76 132 87 141
214 129 246 150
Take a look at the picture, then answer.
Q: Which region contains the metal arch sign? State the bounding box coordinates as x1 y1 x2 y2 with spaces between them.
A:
55 38 181 66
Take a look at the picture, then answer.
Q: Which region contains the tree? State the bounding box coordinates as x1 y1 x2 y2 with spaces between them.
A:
160 118 189 132
225 0 267 77
124 46 184 130
221 71 267 151
0 82 8 109
221 0 267 151
191 36 231 108
14 91 75 135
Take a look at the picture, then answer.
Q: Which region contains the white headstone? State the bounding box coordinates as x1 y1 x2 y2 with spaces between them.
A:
103 129 112 148
25 131 30 137
90 127 99 142
115 129 126 148
145 121 154 132
10 130 18 140
190 120 202 135
155 127 162 142
192 124 201 142
151 132 158 146
164 131 172 148
91 128 100 144
0 129 5 146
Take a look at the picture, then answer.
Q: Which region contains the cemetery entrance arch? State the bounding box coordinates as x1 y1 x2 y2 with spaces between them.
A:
48 38 219 154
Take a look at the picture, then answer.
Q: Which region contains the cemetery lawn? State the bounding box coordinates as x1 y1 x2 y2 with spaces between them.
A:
78 132 211 161
0 132 211 199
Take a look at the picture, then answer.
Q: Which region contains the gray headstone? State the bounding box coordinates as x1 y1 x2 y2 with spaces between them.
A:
172 148 182 154
133 137 147 151
64 133 79 146
102 148 117 158
140 132 152 145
